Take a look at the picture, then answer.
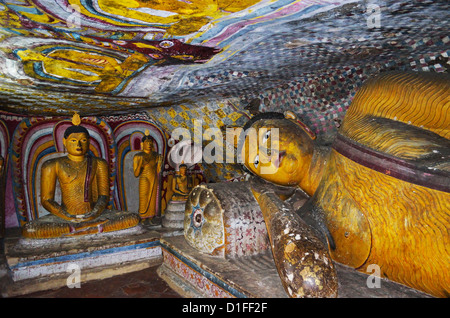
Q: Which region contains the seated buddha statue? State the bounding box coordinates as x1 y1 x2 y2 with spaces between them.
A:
22 113 140 239
171 163 191 201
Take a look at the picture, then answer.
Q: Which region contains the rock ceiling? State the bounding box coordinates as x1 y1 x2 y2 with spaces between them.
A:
0 0 448 116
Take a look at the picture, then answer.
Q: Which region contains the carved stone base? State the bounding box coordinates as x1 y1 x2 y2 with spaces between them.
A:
1 225 162 297
158 236 433 298
162 200 186 229
158 236 285 298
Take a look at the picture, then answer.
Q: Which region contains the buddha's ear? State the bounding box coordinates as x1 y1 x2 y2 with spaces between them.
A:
140 141 143 150
62 138 67 154
284 111 316 140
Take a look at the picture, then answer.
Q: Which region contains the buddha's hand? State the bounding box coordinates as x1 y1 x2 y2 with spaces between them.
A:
72 213 96 223
133 154 144 177
249 175 296 201
47 202 82 223
60 209 80 222
256 192 338 298
72 195 109 223
173 189 186 196
72 212 100 223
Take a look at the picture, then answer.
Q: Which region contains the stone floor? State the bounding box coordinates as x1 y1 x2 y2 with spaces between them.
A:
0 225 185 298
0 232 434 299
15 264 181 298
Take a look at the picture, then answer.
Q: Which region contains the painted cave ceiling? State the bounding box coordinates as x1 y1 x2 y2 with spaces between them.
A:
0 0 448 117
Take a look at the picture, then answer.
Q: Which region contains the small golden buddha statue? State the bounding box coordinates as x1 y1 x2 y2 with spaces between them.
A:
171 163 191 201
22 113 140 239
133 130 163 225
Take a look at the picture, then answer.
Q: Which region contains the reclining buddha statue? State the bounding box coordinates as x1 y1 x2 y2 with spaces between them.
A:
238 71 449 298
22 113 140 239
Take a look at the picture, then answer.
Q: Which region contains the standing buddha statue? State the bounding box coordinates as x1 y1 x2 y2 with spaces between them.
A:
133 130 163 226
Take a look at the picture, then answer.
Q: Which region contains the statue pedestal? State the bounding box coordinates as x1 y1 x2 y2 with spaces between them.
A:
1 225 163 297
157 236 433 298
162 199 186 230
158 236 285 298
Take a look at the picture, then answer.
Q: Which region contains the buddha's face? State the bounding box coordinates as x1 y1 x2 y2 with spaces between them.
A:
63 132 90 157
179 166 187 176
241 118 314 187
142 139 153 153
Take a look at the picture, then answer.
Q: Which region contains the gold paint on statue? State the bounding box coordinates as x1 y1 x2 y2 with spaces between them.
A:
22 114 140 239
240 72 449 297
342 71 449 140
325 72 450 297
171 164 191 201
241 116 328 195
253 190 337 298
40 133 107 219
133 130 163 221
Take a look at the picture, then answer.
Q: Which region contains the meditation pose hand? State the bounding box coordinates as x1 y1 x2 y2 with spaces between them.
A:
22 114 139 238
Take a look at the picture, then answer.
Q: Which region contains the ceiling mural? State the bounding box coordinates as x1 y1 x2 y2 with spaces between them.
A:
0 0 448 116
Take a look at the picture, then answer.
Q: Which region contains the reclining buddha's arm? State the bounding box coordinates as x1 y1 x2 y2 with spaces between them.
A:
250 177 338 298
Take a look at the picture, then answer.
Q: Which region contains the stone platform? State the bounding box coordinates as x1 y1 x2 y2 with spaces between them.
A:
1 225 164 297
1 226 435 298
162 199 186 230
158 236 433 298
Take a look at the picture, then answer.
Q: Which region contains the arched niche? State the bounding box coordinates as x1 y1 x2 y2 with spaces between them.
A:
10 116 117 225
113 119 167 215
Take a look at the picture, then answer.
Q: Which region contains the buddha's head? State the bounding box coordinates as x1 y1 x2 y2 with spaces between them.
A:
63 113 90 158
141 130 154 153
238 111 316 187
179 163 187 176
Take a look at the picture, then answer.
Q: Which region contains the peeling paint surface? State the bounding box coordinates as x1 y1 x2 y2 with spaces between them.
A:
0 0 447 129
